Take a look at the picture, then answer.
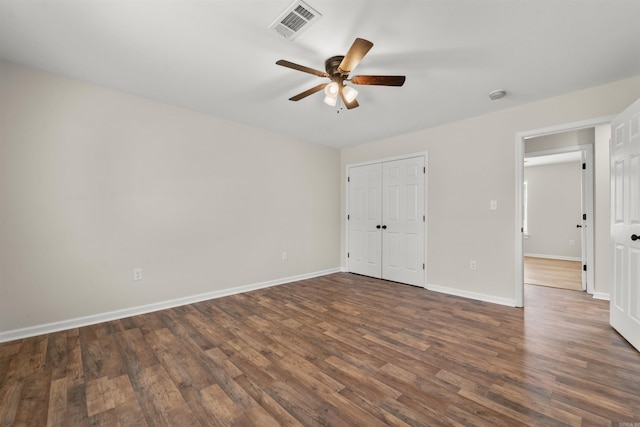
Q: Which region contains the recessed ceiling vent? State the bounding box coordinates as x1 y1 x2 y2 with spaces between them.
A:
268 0 322 41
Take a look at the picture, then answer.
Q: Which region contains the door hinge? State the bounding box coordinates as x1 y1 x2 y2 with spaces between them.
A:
347 176 350 182
423 215 426 222
582 213 586 220
583 264 587 271
521 227 524 233
347 252 350 258
582 163 586 170
347 214 350 220
423 263 425 270
423 166 426 174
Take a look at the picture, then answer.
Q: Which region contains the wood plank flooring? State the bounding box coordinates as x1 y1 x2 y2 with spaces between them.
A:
1 272 639 426
524 256 583 291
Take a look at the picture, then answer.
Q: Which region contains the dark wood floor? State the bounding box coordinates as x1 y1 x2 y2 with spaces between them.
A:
1 273 639 426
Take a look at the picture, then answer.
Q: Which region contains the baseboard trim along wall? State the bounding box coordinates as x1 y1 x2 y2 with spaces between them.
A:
426 283 517 307
0 268 341 343
524 253 582 262
592 292 610 301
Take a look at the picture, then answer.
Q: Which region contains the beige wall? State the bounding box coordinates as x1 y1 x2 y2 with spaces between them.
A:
525 128 595 153
2 60 638 336
0 61 340 334
341 75 640 304
523 162 583 259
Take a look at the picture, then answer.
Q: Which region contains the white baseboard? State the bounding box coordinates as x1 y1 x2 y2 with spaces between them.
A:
0 267 341 343
592 292 610 301
524 253 582 262
426 283 517 307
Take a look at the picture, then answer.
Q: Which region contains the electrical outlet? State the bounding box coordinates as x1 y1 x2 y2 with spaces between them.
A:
470 260 477 271
282 252 288 261
133 268 143 281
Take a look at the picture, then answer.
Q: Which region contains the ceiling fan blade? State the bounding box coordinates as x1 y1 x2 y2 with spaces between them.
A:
276 60 328 78
351 75 406 86
340 91 359 110
338 38 374 74
289 83 327 101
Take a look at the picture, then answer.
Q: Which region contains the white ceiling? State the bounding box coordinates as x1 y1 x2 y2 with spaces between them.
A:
1 0 639 149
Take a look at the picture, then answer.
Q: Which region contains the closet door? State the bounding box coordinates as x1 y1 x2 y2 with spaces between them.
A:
382 157 425 286
348 163 383 278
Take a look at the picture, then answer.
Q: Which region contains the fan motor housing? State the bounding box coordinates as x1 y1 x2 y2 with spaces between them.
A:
325 55 347 77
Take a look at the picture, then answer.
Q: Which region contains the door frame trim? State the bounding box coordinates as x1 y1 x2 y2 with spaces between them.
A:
515 116 615 306
345 151 429 287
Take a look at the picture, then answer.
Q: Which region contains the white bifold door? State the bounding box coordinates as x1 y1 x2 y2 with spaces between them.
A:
348 156 426 287
611 97 640 352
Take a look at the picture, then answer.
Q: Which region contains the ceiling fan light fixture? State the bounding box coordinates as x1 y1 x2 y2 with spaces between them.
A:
323 94 337 106
324 82 339 106
342 85 358 103
325 82 339 96
276 37 406 110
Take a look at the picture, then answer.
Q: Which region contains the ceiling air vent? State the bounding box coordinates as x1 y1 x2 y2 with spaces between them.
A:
268 0 322 41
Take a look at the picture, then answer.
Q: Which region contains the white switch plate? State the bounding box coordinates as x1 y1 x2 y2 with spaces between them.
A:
470 260 477 270
133 268 143 281
490 200 497 210
282 252 288 261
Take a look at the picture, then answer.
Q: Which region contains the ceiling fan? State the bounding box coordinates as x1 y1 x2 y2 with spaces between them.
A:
276 37 406 110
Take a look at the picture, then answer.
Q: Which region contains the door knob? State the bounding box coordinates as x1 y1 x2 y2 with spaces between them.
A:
376 225 381 229
576 224 582 228
382 225 387 230
632 234 639 241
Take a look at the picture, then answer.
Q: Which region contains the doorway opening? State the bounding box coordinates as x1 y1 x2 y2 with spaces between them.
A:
524 141 591 293
515 116 614 307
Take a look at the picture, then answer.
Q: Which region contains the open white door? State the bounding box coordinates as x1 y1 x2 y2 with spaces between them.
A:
610 97 640 352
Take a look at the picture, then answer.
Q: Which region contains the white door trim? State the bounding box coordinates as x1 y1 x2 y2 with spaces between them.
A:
346 151 430 168
515 116 615 307
346 151 429 287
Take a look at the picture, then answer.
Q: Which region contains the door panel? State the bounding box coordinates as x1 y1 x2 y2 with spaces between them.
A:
610 98 640 352
614 160 625 223
348 164 382 277
631 153 640 223
382 157 425 286
386 232 400 268
613 243 624 309
631 247 640 323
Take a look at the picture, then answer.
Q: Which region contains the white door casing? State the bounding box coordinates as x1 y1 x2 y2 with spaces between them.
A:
580 148 594 293
580 150 588 290
610 97 640 352
347 154 426 287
